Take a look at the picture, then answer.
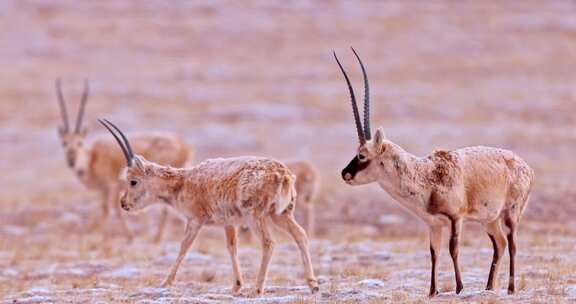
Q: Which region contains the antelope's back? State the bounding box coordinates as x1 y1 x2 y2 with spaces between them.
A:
454 146 534 203
191 157 293 213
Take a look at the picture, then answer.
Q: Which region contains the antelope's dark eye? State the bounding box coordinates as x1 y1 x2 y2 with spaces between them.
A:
358 154 366 161
130 180 138 187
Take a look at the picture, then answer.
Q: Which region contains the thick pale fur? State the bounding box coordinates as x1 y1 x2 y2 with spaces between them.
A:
120 155 319 295
59 131 191 241
286 160 320 237
344 127 534 296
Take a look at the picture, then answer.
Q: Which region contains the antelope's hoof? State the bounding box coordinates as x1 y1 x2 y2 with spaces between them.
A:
249 288 264 297
429 289 439 298
308 279 319 293
508 287 515 295
456 284 464 294
232 280 243 294
160 278 174 288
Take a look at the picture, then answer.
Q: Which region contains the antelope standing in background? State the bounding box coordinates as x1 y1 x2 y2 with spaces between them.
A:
334 48 533 297
55 79 192 241
286 160 320 237
99 119 319 296
240 160 320 240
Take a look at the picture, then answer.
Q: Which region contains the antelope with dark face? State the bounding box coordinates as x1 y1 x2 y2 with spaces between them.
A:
99 119 319 296
55 79 192 241
334 48 534 297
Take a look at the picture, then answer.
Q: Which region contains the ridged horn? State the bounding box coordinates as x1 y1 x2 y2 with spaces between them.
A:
351 47 371 140
333 51 365 144
98 119 134 167
75 79 90 133
55 78 70 132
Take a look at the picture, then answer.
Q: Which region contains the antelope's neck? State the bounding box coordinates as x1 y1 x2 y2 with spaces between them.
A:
152 166 187 207
377 151 434 221
74 146 98 188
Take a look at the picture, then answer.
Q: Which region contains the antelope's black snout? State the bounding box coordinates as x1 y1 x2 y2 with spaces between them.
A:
342 155 371 182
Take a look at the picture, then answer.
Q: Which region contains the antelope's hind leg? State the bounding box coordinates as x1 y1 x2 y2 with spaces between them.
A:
224 225 244 294
485 219 507 291
271 210 319 294
302 200 315 238
505 218 518 294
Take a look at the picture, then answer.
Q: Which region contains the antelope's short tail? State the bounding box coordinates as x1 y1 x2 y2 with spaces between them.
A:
275 173 297 215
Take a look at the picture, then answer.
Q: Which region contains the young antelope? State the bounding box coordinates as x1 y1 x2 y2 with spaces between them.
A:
99 119 319 296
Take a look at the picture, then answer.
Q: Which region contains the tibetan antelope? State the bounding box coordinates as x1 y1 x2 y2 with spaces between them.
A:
98 119 319 296
55 79 191 241
334 48 534 297
286 160 320 237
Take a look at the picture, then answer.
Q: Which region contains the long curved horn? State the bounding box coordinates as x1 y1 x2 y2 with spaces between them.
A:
103 119 134 160
351 47 371 140
333 51 365 144
55 78 70 132
75 79 90 133
98 119 133 167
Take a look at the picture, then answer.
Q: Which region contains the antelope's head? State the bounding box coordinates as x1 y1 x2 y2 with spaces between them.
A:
56 79 90 175
335 48 396 186
99 119 162 212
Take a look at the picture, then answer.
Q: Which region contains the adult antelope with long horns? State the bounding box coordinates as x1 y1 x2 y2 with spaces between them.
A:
55 79 192 241
334 48 534 296
98 119 319 296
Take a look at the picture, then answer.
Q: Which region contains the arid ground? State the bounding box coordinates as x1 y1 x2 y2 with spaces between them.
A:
1 1 576 303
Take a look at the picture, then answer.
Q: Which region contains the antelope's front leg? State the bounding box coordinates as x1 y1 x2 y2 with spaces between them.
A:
253 218 275 296
100 189 110 219
428 225 443 297
224 225 244 294
153 207 169 243
89 189 109 231
161 220 202 287
109 184 133 241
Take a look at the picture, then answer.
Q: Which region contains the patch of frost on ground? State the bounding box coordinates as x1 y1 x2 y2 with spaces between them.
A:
101 265 142 279
357 279 386 288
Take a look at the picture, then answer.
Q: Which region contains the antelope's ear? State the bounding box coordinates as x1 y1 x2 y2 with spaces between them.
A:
374 127 386 146
133 155 147 173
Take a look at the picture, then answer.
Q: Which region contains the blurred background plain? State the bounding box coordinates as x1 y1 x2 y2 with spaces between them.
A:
1 1 576 302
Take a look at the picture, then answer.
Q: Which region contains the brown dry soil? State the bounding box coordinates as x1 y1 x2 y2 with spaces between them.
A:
1 1 576 303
